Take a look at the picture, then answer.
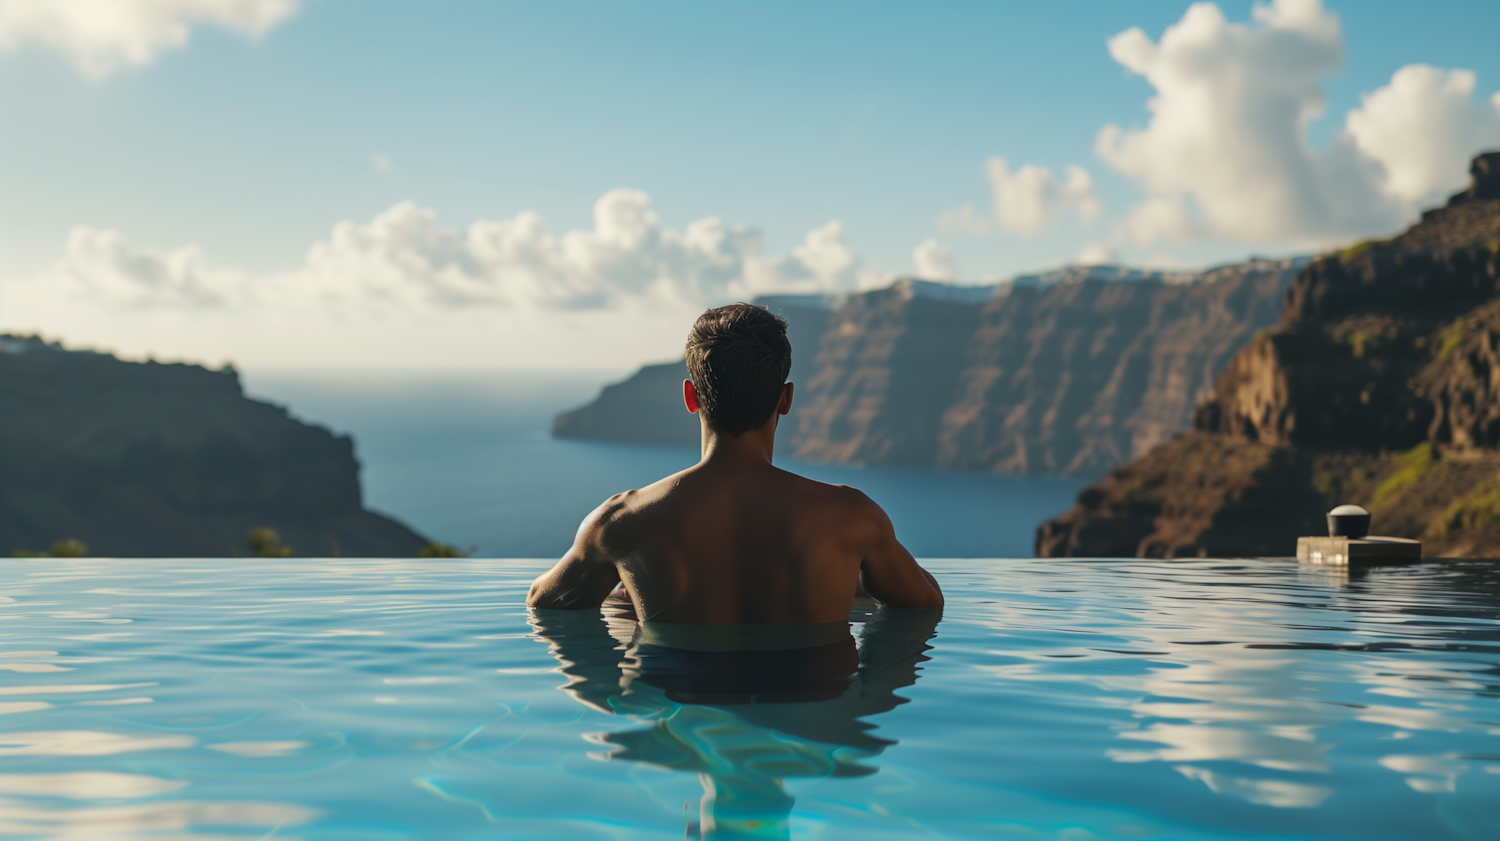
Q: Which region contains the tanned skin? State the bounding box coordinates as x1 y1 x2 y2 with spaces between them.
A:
527 380 944 623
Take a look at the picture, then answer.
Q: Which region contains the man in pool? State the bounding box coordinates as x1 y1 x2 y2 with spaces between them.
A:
527 302 944 623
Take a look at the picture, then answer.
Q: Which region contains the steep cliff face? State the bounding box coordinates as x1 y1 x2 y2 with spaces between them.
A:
930 261 1297 475
789 284 984 467
1038 152 1500 558
553 264 1302 477
0 336 430 557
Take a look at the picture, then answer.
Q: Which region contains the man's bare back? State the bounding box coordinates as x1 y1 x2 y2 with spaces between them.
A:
527 303 943 623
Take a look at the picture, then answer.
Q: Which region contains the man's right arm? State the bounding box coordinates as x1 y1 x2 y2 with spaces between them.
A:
852 493 944 610
527 498 624 610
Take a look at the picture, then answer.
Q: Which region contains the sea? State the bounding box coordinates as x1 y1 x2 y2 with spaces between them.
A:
240 370 1091 559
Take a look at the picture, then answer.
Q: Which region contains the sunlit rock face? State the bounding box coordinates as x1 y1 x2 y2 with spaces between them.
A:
0 338 429 557
1039 153 1500 559
553 263 1304 478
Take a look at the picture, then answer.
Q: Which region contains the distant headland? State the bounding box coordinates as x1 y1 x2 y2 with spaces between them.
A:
0 336 430 557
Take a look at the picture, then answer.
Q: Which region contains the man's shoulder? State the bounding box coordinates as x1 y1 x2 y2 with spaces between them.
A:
774 470 886 520
580 471 684 540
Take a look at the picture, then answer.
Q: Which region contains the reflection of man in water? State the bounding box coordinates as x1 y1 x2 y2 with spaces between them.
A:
530 606 941 839
528 303 944 621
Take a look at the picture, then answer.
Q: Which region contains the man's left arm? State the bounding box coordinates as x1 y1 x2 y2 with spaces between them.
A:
527 502 622 610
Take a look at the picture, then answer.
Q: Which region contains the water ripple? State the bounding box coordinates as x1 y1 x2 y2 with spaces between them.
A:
0 557 1494 839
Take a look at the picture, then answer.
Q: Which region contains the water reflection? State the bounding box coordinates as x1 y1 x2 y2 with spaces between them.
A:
1104 560 1500 809
530 607 940 839
0 794 318 839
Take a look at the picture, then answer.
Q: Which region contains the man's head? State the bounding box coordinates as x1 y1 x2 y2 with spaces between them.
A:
684 303 792 437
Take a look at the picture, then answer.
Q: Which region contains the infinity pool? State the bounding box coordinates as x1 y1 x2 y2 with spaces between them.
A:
0 558 1497 840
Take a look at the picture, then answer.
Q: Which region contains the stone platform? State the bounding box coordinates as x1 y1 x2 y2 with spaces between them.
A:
1296 535 1422 565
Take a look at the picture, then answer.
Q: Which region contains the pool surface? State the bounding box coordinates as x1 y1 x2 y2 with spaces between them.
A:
0 558 1497 839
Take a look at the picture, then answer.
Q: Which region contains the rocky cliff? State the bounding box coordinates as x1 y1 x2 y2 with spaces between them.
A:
553 263 1304 477
0 336 431 557
1037 152 1500 558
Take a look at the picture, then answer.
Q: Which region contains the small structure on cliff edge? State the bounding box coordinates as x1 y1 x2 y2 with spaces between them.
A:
1037 152 1500 559
1297 504 1421 565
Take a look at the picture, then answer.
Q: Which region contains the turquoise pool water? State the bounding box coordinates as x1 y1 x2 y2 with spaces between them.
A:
0 558 1497 840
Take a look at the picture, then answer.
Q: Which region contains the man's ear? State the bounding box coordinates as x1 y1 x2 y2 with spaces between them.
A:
777 382 794 416
683 379 700 414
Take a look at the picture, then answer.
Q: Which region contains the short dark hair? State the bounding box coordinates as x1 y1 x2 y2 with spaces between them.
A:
685 303 792 437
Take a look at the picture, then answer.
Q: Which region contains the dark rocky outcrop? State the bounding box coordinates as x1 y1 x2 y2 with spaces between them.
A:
1038 152 1500 558
553 265 1303 477
0 336 430 557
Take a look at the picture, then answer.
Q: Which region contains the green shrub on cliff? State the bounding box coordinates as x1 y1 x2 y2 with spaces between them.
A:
1372 443 1437 506
1428 480 1500 538
1311 461 1369 503
11 539 89 558
247 528 293 557
1339 240 1376 264
1345 329 1378 359
1438 326 1468 359
417 542 473 558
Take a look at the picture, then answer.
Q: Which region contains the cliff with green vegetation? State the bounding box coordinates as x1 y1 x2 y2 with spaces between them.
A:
0 337 430 557
553 264 1304 477
1037 152 1500 558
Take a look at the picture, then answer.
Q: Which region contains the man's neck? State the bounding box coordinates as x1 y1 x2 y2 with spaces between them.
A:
698 417 779 468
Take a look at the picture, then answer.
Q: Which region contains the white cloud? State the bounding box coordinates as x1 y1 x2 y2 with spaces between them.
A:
934 158 1100 241
1076 243 1115 266
0 0 297 79
1095 0 1500 246
934 202 990 236
24 190 872 313
912 237 956 281
1346 64 1500 203
1 191 878 367
370 153 393 173
770 219 881 292
1118 194 1201 246
986 156 1100 236
46 226 246 308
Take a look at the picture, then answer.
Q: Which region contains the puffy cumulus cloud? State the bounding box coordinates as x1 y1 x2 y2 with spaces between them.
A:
769 220 882 292
1096 0 1500 246
1076 243 1116 266
1096 0 1347 242
986 157 1100 236
934 202 991 237
911 237 956 281
304 192 875 305
29 190 870 313
934 158 1099 241
0 0 297 79
2 190 878 367
44 226 246 308
1346 65 1500 203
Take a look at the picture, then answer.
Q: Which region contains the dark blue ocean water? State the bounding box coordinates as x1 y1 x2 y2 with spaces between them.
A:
241 370 1090 558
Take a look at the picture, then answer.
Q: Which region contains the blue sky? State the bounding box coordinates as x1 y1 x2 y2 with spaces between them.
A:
2 0 1499 368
